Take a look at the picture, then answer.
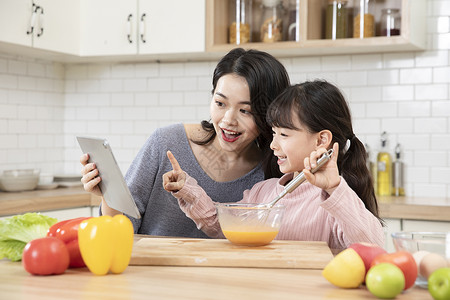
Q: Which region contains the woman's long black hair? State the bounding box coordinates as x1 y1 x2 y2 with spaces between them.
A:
192 48 290 179
267 80 382 223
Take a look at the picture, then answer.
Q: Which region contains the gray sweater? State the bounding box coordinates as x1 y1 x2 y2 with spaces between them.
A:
124 123 264 238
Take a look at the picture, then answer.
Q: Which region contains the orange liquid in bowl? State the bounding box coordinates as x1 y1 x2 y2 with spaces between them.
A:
222 230 279 246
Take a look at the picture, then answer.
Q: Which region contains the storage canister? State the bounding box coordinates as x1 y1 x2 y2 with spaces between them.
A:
260 0 283 43
229 0 252 44
353 0 375 38
286 0 300 41
380 8 401 37
326 0 348 39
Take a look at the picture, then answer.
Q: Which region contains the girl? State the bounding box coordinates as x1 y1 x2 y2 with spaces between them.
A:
163 80 384 251
80 48 290 237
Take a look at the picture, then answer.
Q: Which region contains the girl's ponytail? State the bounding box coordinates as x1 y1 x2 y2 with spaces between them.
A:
339 136 382 224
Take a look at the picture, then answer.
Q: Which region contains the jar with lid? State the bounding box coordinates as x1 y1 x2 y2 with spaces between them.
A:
260 0 283 43
325 0 349 40
229 0 252 44
353 0 375 38
380 8 401 37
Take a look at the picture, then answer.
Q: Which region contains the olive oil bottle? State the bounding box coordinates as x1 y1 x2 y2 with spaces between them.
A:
392 143 405 196
377 132 392 196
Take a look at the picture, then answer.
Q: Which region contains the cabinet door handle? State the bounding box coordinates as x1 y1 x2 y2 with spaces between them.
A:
127 14 133 43
140 13 146 43
36 6 44 37
26 3 38 35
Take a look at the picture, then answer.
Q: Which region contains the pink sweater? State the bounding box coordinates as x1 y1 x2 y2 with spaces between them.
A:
173 173 385 252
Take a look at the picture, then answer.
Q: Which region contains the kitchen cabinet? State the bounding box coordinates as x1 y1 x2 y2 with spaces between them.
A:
0 186 99 219
0 0 31 47
382 218 450 253
402 220 450 233
36 207 92 220
206 0 426 58
0 0 80 55
0 206 98 221
384 218 401 252
80 0 205 56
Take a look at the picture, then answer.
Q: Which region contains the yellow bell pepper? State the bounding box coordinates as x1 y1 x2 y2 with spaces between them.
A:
78 215 134 275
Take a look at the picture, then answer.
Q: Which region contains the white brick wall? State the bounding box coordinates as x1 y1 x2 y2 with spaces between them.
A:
0 0 449 198
0 54 65 175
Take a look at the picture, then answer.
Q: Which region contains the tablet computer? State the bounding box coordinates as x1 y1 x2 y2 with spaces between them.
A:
76 136 141 219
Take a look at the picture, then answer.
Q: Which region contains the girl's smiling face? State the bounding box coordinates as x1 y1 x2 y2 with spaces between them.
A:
210 74 259 154
270 111 319 174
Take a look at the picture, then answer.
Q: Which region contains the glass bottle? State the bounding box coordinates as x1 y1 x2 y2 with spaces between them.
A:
377 132 392 196
353 0 375 38
325 0 349 40
380 8 401 37
260 0 283 43
286 0 300 41
229 0 252 45
392 143 405 196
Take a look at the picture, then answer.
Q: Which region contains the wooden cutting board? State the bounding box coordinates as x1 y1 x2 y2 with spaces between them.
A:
130 238 333 269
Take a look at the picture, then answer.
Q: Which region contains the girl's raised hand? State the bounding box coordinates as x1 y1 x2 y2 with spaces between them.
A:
162 151 186 193
303 142 341 194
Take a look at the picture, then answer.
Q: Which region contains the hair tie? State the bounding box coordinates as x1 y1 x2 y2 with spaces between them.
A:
343 139 351 154
343 134 355 154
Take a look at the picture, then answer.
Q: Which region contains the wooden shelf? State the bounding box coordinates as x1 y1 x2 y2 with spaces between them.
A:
206 0 426 58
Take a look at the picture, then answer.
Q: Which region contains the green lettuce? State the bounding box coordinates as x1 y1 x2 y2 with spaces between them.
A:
0 213 58 261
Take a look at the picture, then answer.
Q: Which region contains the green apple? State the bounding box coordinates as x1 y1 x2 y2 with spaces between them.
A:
428 267 450 300
366 263 405 299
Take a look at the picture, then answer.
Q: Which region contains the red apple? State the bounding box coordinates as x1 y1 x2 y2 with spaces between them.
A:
348 243 387 274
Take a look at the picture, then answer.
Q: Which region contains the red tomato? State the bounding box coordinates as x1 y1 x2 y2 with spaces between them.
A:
371 251 418 290
22 237 70 276
47 217 90 268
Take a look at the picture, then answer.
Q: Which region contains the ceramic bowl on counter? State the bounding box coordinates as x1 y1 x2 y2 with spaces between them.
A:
0 169 40 192
391 231 450 288
215 203 285 247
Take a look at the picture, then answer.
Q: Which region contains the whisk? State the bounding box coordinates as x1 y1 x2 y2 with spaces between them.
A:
240 148 334 219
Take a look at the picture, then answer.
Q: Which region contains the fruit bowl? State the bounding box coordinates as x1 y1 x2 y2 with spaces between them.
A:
391 231 450 288
0 169 40 192
215 203 285 247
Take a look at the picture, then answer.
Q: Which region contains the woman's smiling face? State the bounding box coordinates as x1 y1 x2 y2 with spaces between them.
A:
210 74 259 154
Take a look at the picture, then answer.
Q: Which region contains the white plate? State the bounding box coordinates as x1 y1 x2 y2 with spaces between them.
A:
57 181 82 187
36 183 59 190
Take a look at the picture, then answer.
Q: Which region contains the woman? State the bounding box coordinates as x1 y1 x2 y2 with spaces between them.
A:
80 48 290 237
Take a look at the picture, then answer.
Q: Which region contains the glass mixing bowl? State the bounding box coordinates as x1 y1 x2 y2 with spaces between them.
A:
391 231 449 288
216 203 285 247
